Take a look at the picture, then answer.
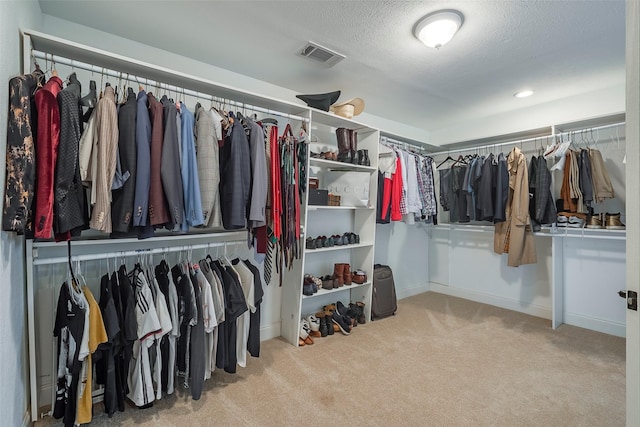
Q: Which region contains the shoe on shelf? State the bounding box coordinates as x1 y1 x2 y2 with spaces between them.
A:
349 129 358 165
362 149 370 166
351 269 367 284
567 215 585 228
556 213 569 227
343 264 352 285
586 213 604 229
331 311 352 335
303 275 317 296
307 314 322 338
305 237 316 250
336 128 352 163
605 212 625 230
322 275 335 290
338 301 357 328
333 264 345 287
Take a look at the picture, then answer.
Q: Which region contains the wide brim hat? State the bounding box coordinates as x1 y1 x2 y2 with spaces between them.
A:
330 97 365 119
296 90 341 111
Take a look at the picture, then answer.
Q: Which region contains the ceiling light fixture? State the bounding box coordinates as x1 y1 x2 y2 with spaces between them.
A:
414 10 464 49
514 90 534 98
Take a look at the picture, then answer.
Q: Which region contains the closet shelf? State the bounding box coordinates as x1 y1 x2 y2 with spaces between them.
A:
534 227 626 240
431 223 626 240
307 205 374 211
309 158 377 172
304 242 373 253
302 281 371 299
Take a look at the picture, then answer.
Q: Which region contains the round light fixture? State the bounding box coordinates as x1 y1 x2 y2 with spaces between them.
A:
514 90 534 98
414 10 464 49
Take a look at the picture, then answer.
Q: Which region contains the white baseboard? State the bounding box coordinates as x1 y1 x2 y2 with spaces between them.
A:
260 321 281 341
397 282 430 300
428 282 552 320
563 312 625 337
23 410 31 427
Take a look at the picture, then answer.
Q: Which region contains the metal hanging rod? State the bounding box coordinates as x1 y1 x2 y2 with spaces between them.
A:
32 50 308 123
428 121 626 157
32 240 244 266
379 135 428 153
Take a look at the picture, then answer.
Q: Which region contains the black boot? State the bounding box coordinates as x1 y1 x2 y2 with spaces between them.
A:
362 149 370 166
356 150 364 165
317 312 328 337
336 128 351 163
349 129 358 164
324 310 335 335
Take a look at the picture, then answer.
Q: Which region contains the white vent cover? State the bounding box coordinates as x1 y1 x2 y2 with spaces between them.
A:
298 41 346 67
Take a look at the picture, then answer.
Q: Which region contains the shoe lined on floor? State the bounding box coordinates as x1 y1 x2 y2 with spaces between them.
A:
307 314 321 338
605 212 625 230
300 318 314 345
331 311 351 335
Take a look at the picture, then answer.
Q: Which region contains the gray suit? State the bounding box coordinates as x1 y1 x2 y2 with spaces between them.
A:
160 95 184 228
133 90 151 228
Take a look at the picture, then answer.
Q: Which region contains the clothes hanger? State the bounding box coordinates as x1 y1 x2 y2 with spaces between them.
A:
66 241 78 289
436 154 455 168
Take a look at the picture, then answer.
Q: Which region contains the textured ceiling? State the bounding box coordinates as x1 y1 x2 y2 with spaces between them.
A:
38 0 625 134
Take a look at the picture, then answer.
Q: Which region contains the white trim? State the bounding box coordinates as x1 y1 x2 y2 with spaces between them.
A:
260 321 281 342
563 312 626 338
397 283 430 300
428 283 552 320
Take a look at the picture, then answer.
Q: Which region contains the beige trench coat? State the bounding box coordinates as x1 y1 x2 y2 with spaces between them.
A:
494 147 537 267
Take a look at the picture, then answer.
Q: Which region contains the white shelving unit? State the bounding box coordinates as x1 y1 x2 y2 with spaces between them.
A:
279 111 380 346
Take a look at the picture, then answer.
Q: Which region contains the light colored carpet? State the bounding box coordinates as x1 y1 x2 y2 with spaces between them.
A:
36 292 625 426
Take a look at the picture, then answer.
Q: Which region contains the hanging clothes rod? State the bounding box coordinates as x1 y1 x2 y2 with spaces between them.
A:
428 121 626 157
379 136 428 153
31 50 308 123
31 240 243 266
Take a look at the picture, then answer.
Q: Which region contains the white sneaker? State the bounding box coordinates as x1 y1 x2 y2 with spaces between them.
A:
557 215 569 227
567 216 585 228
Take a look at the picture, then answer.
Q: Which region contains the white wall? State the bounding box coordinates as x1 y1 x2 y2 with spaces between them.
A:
374 221 430 299
429 84 625 146
0 2 43 425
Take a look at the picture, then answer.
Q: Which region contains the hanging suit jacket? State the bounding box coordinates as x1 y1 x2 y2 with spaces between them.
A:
194 106 221 227
247 119 268 228
147 93 170 226
3 72 44 234
494 147 537 267
220 113 251 230
160 95 184 228
33 76 63 239
133 90 151 228
55 79 88 240
111 90 137 233
89 86 118 233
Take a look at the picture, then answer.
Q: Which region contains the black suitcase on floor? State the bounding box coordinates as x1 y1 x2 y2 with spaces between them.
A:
371 264 397 320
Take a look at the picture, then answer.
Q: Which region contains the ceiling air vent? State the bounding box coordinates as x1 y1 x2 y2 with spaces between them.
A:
298 42 346 67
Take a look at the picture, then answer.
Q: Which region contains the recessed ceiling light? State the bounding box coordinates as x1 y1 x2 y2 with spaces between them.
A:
414 10 464 49
514 90 534 98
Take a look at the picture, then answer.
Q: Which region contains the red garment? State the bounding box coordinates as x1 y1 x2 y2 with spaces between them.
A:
390 156 403 221
34 76 64 239
381 177 392 221
270 126 282 239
